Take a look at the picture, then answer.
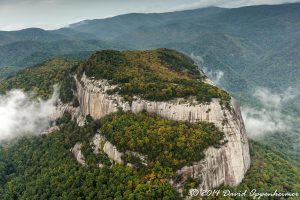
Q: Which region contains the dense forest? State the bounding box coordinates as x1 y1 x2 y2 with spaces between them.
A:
0 48 299 199
0 58 76 103
77 49 231 105
99 111 224 172
0 115 299 200
0 49 230 106
0 119 178 200
193 141 300 200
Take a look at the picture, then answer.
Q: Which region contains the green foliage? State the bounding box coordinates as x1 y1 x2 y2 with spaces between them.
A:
0 120 178 200
99 111 224 173
251 131 300 168
157 49 200 74
56 112 72 125
78 49 231 103
0 59 77 103
0 38 126 68
195 141 300 200
237 141 300 195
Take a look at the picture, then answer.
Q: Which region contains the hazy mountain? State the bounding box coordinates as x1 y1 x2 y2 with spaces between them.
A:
0 28 66 46
0 39 127 67
1 3 300 93
0 1 299 175
62 7 224 40
0 50 299 199
4 3 295 92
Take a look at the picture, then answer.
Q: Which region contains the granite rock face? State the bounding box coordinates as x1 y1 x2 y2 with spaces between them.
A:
50 102 85 126
75 73 250 190
92 133 124 164
71 143 86 166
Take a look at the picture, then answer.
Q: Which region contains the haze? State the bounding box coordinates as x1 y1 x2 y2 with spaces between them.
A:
0 0 300 31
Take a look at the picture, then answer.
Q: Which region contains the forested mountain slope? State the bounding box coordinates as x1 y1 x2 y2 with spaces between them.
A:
0 50 298 199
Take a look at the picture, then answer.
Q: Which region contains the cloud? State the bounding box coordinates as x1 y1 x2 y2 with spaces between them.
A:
242 87 298 137
242 106 291 136
190 53 204 64
253 87 298 107
190 53 224 85
205 70 224 85
0 89 58 142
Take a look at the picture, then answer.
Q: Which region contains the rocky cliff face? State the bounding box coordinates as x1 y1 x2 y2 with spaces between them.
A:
75 73 250 191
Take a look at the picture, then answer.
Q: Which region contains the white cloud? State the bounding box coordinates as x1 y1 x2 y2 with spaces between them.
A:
190 53 224 85
206 70 224 85
242 87 298 137
242 106 291 136
0 89 58 141
253 87 298 107
190 53 204 64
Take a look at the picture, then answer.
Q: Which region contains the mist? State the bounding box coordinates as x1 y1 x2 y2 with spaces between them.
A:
190 53 224 85
242 87 298 137
203 69 224 85
0 89 58 142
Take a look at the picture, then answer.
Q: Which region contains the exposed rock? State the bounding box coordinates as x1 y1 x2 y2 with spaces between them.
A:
92 133 124 164
42 125 60 134
128 151 148 166
92 133 148 167
44 102 84 134
76 73 251 191
50 102 85 126
71 143 86 166
92 133 103 154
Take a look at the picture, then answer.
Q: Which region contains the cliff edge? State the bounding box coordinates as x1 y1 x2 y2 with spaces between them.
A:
71 49 251 192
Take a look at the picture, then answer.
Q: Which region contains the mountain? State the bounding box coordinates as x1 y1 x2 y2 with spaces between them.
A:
59 3 300 168
57 3 300 93
0 49 250 198
2 3 300 92
0 27 100 46
0 49 299 199
0 39 127 68
61 7 224 40
0 3 300 199
0 28 66 46
0 28 128 69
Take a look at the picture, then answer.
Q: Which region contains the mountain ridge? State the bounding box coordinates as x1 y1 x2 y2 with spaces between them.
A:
0 49 251 198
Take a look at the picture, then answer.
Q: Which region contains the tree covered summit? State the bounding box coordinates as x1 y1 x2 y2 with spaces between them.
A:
77 49 231 104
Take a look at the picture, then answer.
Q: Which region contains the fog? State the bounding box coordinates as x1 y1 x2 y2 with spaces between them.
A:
0 89 58 142
242 87 298 137
204 69 224 85
190 53 225 85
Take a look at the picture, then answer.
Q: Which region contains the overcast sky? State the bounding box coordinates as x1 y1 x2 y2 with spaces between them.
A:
0 0 299 31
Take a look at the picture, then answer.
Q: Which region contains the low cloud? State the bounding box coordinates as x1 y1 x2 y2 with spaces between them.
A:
190 53 224 85
242 106 291 136
204 69 224 85
190 53 204 65
0 89 58 142
253 87 298 106
242 87 298 137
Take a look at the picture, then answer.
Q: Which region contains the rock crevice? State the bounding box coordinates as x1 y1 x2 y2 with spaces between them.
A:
75 73 250 190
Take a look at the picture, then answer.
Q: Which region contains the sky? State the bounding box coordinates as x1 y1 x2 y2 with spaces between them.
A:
0 0 299 31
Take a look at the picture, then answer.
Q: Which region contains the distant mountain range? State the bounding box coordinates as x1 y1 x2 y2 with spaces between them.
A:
0 2 300 197
1 3 299 117
1 3 300 92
